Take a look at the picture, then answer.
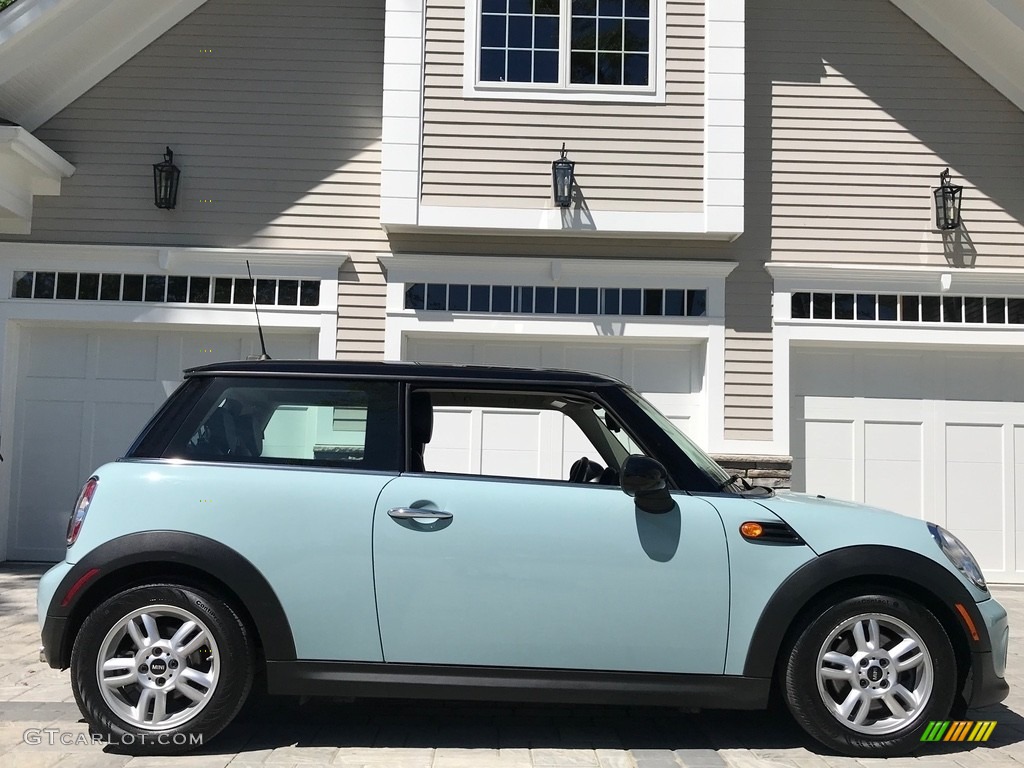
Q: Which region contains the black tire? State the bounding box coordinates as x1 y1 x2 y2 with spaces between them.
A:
70 583 254 755
782 593 956 757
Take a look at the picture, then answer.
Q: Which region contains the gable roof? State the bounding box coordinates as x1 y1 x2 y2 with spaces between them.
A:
0 0 207 130
889 0 1024 112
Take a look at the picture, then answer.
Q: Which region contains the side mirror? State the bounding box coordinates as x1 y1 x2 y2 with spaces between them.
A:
621 455 674 514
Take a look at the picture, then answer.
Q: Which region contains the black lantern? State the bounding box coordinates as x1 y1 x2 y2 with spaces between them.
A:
933 168 963 230
552 143 575 208
153 147 181 210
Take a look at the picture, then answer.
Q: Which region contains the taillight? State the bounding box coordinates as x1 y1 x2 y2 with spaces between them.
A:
66 476 98 547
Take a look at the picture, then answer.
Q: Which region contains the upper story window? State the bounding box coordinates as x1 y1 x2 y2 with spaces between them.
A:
471 0 659 99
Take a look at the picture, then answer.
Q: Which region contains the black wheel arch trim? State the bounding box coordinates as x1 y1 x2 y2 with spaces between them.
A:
43 531 295 668
742 544 991 678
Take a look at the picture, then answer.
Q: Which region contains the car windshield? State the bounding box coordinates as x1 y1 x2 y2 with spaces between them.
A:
622 388 736 490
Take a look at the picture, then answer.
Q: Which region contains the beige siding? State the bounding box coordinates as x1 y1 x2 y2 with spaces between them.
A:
421 0 705 211
1 0 388 359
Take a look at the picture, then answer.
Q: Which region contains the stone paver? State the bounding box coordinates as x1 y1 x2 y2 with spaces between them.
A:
1 565 1022 767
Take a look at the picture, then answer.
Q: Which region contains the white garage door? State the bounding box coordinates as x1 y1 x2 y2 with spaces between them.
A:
792 346 1024 584
9 326 317 561
406 336 706 480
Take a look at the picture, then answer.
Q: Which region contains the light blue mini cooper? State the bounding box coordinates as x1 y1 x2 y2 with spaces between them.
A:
37 361 1008 756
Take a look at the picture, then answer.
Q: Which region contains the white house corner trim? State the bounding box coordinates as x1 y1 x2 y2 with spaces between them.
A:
0 127 75 232
381 0 424 228
704 0 744 238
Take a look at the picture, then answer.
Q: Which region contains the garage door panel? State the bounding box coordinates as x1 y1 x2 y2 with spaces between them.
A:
26 329 89 378
480 344 542 368
864 421 923 520
95 333 160 381
563 345 625 380
91 401 160 468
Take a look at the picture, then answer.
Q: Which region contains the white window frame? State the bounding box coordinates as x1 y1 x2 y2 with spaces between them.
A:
463 0 668 103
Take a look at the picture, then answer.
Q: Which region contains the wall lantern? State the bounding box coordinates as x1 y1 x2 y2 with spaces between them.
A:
933 167 963 230
552 143 575 208
153 147 181 210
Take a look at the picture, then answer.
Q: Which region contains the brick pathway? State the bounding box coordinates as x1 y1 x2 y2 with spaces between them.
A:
1 564 1022 767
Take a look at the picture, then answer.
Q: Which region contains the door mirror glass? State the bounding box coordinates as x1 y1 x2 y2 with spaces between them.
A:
621 454 674 513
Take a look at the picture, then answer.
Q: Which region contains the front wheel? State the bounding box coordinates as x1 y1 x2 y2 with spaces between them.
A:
782 593 956 756
70 584 254 754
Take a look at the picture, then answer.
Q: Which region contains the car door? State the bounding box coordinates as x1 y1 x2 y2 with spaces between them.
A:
371 388 730 674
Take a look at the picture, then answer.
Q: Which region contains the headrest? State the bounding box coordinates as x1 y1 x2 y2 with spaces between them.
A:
410 391 433 444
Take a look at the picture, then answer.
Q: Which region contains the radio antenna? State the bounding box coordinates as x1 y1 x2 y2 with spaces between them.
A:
246 260 271 360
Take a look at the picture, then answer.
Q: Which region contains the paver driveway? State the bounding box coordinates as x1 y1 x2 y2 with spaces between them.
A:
2 564 1023 768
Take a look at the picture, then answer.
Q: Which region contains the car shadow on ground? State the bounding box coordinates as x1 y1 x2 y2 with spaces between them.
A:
172 695 1024 757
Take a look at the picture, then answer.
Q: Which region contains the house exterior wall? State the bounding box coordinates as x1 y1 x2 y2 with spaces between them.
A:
0 0 388 359
420 0 706 212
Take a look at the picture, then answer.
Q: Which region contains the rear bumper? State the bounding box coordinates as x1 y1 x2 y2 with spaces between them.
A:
36 561 74 670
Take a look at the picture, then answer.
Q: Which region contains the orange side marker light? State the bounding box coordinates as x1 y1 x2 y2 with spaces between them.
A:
740 522 764 539
954 602 980 642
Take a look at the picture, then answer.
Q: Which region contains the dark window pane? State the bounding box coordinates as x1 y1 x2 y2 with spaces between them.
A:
791 292 811 319
482 0 506 11
233 278 254 305
492 285 512 312
1009 298 1024 324
624 18 648 49
122 274 144 302
145 274 166 302
901 295 919 322
578 287 599 314
535 15 559 48
101 274 122 301
878 294 897 321
481 14 506 47
663 289 684 316
507 49 532 81
535 286 554 313
78 273 100 300
166 276 187 303
624 0 649 16
621 288 641 315
687 290 707 317
921 295 940 322
34 271 55 299
12 271 32 299
508 15 532 48
812 293 831 319
213 277 233 304
534 51 558 82
470 285 490 312
570 52 596 83
277 279 298 305
300 281 320 306
856 294 875 321
598 18 622 50
571 16 596 48
598 0 623 14
405 283 425 310
942 295 962 323
517 286 533 313
449 284 469 311
835 293 854 320
56 272 77 299
509 0 531 11
623 53 648 85
426 283 447 310
986 297 1005 324
597 52 622 84
556 287 576 314
643 289 662 315
572 0 596 15
481 49 506 81
964 296 984 324
603 288 620 315
255 279 275 305
535 0 559 14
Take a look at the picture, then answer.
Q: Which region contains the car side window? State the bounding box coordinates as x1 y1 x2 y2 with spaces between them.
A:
410 388 644 484
165 377 400 471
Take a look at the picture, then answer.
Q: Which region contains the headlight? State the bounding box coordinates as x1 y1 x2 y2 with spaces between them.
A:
928 523 987 591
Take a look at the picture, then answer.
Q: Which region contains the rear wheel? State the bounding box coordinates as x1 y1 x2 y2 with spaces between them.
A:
782 593 956 756
70 584 253 754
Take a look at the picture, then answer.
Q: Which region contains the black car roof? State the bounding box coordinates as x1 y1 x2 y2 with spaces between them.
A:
184 359 625 386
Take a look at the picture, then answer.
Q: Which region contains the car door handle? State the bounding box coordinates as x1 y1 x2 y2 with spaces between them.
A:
387 507 453 521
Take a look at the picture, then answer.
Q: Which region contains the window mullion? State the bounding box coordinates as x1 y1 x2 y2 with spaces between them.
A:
561 0 570 88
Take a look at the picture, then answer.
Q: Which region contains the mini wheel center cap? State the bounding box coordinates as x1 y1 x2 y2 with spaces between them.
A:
148 658 168 675
866 665 884 682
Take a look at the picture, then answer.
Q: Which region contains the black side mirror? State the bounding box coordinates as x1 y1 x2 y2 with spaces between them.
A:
620 455 674 514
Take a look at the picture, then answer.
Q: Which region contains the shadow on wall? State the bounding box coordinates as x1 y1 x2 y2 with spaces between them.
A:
9 0 385 253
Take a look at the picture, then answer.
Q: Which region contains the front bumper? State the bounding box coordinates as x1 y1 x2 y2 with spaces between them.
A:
965 596 1010 708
